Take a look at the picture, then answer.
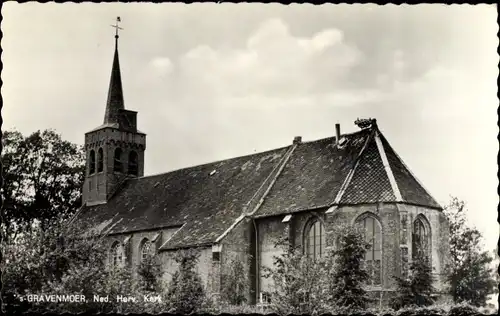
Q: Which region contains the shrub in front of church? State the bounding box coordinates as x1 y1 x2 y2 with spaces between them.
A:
447 302 482 316
2 220 110 313
390 254 435 311
137 253 164 293
262 237 331 316
131 254 171 314
220 257 249 306
42 239 170 314
2 221 55 314
326 225 374 313
2 219 167 314
165 249 209 314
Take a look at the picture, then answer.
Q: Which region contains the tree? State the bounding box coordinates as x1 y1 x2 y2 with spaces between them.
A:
137 254 164 293
2 216 120 314
328 225 372 312
1 215 170 314
444 197 496 307
221 257 248 306
262 237 329 315
390 254 435 310
1 129 85 240
166 249 207 314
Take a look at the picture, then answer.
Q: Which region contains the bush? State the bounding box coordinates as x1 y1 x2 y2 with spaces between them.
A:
221 257 248 305
165 249 208 314
390 255 435 310
448 303 480 316
415 306 446 315
137 254 164 292
2 220 112 313
217 302 268 314
328 225 373 312
262 237 330 315
1 218 171 314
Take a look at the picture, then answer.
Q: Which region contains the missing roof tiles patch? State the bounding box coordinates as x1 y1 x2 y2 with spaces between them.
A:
282 214 292 223
338 137 348 146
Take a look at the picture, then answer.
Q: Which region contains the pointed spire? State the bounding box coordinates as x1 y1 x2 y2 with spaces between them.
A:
104 17 125 124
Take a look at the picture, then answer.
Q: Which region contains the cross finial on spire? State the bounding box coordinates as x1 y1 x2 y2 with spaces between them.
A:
104 16 125 125
110 16 123 39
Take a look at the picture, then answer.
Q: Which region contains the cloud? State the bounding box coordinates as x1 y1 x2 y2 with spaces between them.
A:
172 18 365 107
150 57 174 75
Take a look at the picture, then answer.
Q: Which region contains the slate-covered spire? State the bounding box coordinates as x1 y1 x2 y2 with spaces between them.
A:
103 30 124 124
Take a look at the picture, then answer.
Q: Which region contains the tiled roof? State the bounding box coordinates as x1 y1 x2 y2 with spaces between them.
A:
75 122 442 250
254 129 372 217
75 147 289 249
379 134 441 209
339 133 396 204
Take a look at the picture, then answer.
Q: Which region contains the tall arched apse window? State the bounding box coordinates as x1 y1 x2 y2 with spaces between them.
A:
97 147 104 172
113 148 123 172
140 238 153 263
304 217 326 260
412 215 430 261
89 150 96 174
110 242 124 268
356 213 382 286
128 151 138 176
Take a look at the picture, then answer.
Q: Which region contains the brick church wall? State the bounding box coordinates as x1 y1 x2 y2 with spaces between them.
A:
256 217 288 295
400 204 450 292
219 218 256 304
101 202 448 306
159 247 213 291
255 203 403 305
104 227 215 294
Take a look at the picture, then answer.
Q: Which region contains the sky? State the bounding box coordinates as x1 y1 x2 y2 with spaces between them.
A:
2 3 498 252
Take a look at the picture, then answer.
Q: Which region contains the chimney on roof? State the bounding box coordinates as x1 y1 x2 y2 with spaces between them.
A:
293 136 302 145
335 123 341 145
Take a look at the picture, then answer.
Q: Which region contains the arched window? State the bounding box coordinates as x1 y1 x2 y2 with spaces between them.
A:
113 148 123 173
89 150 96 174
128 151 138 176
97 148 104 172
412 216 430 260
110 242 124 268
140 239 153 263
305 218 326 260
356 214 382 286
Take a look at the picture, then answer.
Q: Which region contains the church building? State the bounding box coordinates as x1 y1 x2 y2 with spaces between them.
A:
74 29 450 305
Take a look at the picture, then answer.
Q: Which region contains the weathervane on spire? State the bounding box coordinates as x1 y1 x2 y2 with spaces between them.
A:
110 16 123 38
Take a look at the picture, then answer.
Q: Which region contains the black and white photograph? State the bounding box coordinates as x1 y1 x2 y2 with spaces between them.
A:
1 2 498 315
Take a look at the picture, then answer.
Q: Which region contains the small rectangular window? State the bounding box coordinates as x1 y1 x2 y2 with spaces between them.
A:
260 292 272 304
212 251 220 262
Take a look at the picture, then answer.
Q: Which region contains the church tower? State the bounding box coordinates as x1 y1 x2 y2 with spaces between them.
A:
83 19 146 206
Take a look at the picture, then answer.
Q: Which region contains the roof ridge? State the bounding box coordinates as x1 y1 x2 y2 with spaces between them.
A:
247 143 298 216
136 129 371 182
374 130 403 202
158 223 186 250
298 128 370 145
332 128 376 205
136 144 292 181
214 143 298 244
